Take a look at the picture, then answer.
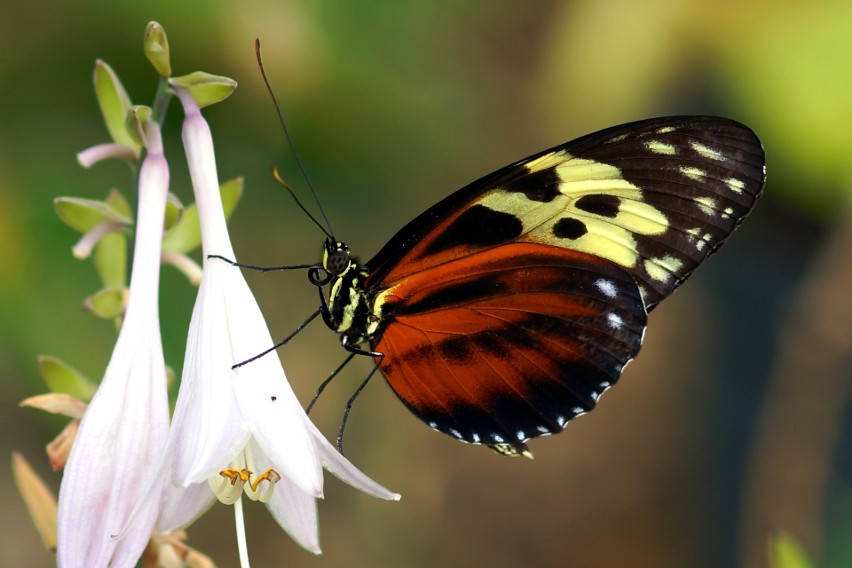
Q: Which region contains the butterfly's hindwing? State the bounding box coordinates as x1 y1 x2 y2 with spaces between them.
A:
370 243 646 445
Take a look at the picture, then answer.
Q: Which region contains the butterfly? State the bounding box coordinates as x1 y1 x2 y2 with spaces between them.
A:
268 115 765 457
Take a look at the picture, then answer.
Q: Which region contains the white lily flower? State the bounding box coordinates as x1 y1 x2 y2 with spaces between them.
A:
151 87 399 558
57 121 171 567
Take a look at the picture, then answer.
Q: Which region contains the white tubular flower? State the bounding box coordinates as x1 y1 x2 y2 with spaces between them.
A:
57 121 171 567
157 87 399 557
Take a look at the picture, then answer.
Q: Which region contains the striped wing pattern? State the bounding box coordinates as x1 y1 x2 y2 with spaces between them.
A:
372 243 646 446
361 116 765 448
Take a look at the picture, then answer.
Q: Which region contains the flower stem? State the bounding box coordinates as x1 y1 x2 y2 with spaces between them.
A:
151 76 173 125
234 496 251 568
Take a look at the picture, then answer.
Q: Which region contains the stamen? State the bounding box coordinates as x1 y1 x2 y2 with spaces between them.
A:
211 468 252 505
246 468 281 503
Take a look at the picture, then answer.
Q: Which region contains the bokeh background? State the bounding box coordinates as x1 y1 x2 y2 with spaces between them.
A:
3 1 851 567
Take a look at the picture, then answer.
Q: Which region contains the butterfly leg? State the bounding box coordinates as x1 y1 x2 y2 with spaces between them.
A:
207 254 317 272
306 352 356 414
231 308 322 369
334 342 384 454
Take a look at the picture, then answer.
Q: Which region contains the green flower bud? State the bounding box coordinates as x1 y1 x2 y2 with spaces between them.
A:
144 22 171 77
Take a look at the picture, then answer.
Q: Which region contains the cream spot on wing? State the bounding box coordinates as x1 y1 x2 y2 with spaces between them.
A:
645 140 677 155
479 154 670 271
680 166 706 181
695 196 717 216
644 255 684 282
525 150 569 173
656 126 676 134
608 133 630 143
722 206 734 219
607 313 624 329
690 140 727 161
595 278 618 298
726 177 745 194
686 226 713 251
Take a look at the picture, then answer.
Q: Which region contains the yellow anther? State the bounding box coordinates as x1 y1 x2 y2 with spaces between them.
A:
219 468 252 485
249 469 280 493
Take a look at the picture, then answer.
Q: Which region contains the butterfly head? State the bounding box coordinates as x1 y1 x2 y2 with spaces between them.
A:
322 238 353 276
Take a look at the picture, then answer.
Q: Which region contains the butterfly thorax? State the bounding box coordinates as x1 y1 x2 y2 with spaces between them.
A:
321 239 380 347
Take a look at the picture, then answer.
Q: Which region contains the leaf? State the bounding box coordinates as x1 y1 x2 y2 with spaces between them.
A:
54 196 133 233
83 287 129 319
93 60 140 155
162 177 243 253
93 231 128 289
11 453 58 551
37 355 97 401
169 71 238 108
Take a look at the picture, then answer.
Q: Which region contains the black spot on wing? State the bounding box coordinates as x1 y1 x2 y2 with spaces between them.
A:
503 166 561 202
553 217 587 239
437 336 473 363
575 194 620 218
426 204 523 255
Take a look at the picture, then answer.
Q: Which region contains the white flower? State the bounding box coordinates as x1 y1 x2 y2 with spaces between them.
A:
57 121 171 567
149 87 399 557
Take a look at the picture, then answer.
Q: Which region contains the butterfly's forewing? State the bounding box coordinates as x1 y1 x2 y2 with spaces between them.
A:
372 243 646 446
366 116 765 309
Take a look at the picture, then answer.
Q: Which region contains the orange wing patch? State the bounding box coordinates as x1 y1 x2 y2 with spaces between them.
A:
371 243 647 445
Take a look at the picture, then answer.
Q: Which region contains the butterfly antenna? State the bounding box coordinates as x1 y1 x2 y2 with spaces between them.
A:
255 39 336 239
272 167 332 239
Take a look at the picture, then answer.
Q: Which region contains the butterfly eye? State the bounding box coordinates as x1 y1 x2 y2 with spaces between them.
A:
325 248 351 275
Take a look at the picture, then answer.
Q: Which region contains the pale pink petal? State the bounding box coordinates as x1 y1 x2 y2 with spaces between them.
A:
57 132 170 567
308 422 400 501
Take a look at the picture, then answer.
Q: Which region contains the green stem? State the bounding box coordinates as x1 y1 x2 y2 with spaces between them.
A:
151 76 172 126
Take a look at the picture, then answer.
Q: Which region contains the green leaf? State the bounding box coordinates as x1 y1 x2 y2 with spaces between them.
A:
144 21 171 77
94 231 127 289
93 60 140 156
84 287 128 319
169 71 238 108
220 176 244 218
54 196 133 233
37 355 97 401
162 177 243 253
105 188 132 220
125 105 152 149
769 531 815 568
165 193 184 230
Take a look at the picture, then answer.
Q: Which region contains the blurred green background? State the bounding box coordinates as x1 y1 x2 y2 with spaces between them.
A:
3 1 851 567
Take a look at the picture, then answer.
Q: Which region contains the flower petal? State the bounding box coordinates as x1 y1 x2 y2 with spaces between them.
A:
57 330 169 567
57 122 171 568
156 478 216 533
220 266 323 497
169 268 250 486
256 440 321 555
308 422 401 501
